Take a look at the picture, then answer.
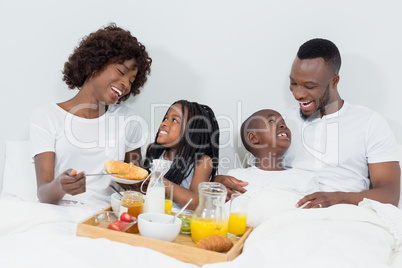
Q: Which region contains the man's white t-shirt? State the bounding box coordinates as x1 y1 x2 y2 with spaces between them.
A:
30 103 146 209
282 101 400 192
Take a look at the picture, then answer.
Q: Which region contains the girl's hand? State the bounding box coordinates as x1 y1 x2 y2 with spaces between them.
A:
58 169 86 195
116 181 146 192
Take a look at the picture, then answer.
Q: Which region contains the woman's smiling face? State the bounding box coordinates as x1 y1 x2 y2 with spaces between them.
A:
90 58 138 105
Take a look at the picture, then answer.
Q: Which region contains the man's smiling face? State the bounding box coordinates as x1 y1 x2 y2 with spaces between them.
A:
289 57 337 119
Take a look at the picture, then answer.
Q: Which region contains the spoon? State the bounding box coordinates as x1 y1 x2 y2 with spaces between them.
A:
109 185 123 197
168 198 193 224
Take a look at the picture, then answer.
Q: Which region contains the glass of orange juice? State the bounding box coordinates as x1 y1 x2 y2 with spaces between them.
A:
228 193 250 239
164 181 174 214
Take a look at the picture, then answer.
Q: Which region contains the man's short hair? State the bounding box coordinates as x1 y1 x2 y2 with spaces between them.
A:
297 38 341 75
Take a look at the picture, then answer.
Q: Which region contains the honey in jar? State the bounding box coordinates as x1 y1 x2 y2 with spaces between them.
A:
119 191 143 233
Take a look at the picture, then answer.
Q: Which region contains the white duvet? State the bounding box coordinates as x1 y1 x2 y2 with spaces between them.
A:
1 188 402 268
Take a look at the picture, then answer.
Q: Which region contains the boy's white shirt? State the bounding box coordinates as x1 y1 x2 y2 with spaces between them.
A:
226 166 319 194
225 166 319 227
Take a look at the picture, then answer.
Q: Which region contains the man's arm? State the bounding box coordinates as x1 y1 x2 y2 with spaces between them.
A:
296 161 401 208
364 161 400 206
212 175 248 201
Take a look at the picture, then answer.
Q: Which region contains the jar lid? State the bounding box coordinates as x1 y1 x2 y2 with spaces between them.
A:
122 190 143 200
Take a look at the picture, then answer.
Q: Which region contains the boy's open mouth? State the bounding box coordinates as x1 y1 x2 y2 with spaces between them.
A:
277 131 289 139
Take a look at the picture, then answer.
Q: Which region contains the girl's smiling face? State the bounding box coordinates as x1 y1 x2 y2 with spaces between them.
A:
90 58 138 104
157 104 187 148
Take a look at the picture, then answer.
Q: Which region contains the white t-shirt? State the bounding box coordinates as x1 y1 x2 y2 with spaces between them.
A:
30 103 146 209
282 101 400 192
226 166 319 194
224 167 319 227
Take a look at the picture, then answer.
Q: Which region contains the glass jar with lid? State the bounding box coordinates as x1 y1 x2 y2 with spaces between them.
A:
119 191 143 233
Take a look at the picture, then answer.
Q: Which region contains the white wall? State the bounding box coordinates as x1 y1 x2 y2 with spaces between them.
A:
1 0 401 186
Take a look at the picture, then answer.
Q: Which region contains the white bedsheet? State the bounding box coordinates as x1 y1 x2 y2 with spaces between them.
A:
206 188 402 268
0 199 196 268
1 189 402 268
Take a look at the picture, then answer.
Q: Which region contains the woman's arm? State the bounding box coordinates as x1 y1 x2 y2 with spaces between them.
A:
167 155 213 210
34 152 85 204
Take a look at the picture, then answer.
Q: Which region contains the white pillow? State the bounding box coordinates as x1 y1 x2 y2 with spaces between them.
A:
0 141 38 202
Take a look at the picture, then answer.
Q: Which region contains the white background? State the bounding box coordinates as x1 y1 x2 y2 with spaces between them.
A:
1 0 401 185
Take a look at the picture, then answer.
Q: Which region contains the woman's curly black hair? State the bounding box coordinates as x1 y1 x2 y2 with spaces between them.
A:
62 23 152 102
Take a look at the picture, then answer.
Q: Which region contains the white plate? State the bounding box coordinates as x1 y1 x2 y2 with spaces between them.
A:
107 174 145 185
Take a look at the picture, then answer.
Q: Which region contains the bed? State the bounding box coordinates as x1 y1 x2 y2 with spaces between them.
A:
1 141 402 268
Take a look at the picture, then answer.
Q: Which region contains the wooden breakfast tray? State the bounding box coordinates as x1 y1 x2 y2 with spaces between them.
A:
76 206 253 265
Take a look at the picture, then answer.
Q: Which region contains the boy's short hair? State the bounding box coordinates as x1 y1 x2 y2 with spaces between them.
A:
240 109 269 154
62 23 152 102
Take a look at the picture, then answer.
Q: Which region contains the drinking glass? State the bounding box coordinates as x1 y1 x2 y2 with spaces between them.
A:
164 181 174 214
228 193 250 239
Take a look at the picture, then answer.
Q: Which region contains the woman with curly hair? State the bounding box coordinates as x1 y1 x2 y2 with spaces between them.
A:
30 23 152 209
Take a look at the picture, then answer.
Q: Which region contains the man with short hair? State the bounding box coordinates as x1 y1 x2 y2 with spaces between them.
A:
216 38 401 208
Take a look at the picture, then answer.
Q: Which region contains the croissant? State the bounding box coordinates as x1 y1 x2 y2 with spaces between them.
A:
104 161 148 180
195 235 234 252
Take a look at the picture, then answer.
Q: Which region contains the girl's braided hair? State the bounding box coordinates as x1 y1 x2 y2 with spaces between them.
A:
144 100 220 185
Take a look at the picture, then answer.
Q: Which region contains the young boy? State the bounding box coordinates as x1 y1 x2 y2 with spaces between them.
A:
224 109 320 227
227 109 319 194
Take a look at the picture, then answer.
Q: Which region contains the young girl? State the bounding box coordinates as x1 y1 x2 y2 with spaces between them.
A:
144 100 220 210
30 23 152 209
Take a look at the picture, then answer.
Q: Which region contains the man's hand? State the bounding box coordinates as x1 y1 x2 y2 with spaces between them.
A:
212 175 248 201
297 162 401 209
296 191 355 208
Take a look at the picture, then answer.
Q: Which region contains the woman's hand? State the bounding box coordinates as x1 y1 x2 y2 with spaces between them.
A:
58 169 86 195
35 152 86 204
